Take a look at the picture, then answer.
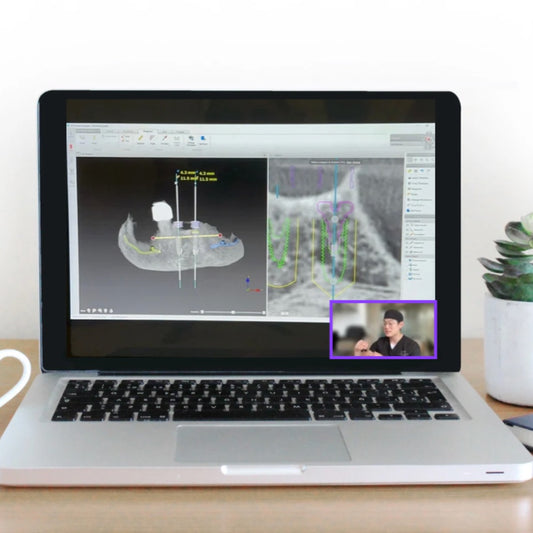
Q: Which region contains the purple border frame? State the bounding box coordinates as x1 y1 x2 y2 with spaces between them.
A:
329 299 438 360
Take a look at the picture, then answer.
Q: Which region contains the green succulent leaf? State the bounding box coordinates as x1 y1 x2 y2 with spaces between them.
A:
521 213 533 235
497 250 531 258
483 273 511 299
495 239 531 253
517 273 533 284
507 274 533 301
478 257 505 273
484 273 533 302
497 255 533 264
505 221 533 246
503 262 533 277
495 240 532 257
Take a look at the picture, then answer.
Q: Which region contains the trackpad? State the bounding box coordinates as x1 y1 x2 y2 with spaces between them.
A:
175 424 350 464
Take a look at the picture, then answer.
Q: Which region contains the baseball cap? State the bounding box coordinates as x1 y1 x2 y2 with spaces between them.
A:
383 309 404 322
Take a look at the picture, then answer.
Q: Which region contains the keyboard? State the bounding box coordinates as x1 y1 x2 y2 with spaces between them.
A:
51 377 459 422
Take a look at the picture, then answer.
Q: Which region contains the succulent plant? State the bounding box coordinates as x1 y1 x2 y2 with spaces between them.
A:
479 213 533 302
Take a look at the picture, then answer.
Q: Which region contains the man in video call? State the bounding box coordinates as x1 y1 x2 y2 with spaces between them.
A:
353 309 421 356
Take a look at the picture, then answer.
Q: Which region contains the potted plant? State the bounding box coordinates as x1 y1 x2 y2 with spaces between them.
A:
479 212 533 405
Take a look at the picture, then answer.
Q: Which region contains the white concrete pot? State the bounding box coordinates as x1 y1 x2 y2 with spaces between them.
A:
484 293 533 406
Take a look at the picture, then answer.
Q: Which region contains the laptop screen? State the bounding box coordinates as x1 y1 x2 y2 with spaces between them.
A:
39 92 460 373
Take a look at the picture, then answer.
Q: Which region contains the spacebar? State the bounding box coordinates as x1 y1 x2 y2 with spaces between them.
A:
173 409 310 421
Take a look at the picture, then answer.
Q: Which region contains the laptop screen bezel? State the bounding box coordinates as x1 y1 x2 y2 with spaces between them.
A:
38 90 460 374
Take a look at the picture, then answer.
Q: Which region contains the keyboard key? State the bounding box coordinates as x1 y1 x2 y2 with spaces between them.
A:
80 411 107 421
311 402 336 411
137 412 169 421
109 412 135 421
404 410 431 420
407 379 433 386
367 402 392 412
348 409 374 420
393 402 429 411
434 413 460 420
52 411 79 421
173 408 310 421
428 403 453 411
313 410 346 421
378 414 404 421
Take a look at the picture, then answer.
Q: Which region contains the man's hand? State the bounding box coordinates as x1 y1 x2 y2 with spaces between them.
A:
353 339 382 356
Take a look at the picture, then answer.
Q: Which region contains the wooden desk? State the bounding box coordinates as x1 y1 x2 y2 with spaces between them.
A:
0 339 532 532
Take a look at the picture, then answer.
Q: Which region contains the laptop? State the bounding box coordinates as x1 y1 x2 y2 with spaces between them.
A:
0 90 531 486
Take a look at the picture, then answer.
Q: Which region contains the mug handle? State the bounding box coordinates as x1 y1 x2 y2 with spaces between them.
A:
0 349 32 408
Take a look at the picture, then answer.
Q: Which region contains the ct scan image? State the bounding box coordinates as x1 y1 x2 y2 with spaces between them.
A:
267 158 404 318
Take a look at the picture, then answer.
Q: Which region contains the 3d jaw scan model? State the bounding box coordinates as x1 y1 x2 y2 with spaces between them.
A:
118 199 244 279
266 158 403 318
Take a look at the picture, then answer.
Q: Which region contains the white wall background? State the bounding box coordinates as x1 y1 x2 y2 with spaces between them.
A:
0 0 531 339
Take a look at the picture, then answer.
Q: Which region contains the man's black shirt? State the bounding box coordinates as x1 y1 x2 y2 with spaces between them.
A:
370 335 421 356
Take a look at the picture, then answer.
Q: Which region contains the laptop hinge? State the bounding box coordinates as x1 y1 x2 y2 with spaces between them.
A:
96 371 401 377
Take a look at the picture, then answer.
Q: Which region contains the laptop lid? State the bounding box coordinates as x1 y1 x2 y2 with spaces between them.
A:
38 91 460 375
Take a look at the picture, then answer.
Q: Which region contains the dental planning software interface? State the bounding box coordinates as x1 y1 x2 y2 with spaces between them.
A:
66 122 435 324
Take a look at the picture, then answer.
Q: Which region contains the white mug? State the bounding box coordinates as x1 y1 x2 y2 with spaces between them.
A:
0 349 31 408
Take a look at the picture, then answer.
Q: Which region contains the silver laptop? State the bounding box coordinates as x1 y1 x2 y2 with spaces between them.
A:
0 91 531 486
